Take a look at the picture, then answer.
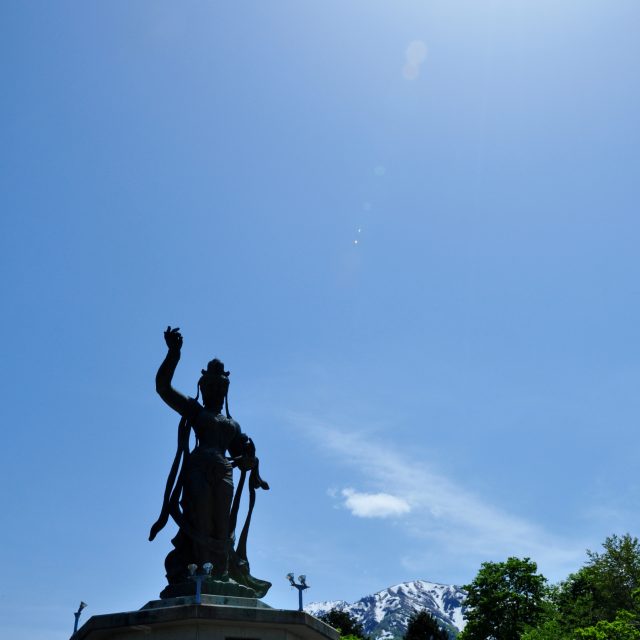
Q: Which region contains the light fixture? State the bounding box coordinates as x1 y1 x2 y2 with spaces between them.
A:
188 564 204 604
73 601 88 634
286 572 310 611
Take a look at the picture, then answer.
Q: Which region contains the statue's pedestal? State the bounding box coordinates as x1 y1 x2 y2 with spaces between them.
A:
72 596 339 640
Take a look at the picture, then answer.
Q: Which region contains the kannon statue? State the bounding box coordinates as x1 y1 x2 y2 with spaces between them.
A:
149 326 271 598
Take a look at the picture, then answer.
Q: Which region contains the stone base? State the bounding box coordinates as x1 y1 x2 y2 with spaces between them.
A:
72 598 339 640
160 577 257 599
143 595 273 610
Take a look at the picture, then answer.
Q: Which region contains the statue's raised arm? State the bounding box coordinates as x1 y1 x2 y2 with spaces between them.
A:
155 326 192 417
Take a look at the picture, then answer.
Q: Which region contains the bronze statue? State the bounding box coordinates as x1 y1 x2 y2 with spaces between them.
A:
150 326 271 598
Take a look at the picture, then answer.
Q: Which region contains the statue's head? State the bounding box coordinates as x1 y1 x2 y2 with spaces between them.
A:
198 358 230 411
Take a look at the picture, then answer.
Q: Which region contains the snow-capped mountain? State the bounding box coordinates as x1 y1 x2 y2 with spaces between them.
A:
305 579 468 639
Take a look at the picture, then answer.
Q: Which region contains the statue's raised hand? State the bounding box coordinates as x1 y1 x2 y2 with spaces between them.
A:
164 326 183 352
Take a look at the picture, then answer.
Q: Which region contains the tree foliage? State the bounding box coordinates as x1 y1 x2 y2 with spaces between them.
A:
576 533 640 623
574 609 640 640
403 610 449 640
573 588 640 640
458 557 547 640
530 533 640 638
521 534 640 640
318 609 368 640
520 618 567 640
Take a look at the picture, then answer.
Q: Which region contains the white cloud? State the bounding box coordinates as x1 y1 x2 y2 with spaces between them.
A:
291 413 586 580
342 488 411 518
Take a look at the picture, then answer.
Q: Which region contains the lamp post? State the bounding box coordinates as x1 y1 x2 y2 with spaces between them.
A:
187 563 213 604
73 601 87 635
286 573 309 611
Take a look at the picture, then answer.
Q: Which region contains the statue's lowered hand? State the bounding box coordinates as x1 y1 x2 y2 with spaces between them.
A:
229 454 257 472
164 326 183 351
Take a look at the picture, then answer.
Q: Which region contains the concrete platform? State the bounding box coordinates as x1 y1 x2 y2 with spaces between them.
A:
72 598 340 640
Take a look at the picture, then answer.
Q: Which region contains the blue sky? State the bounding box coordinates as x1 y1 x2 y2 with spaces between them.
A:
1 1 639 638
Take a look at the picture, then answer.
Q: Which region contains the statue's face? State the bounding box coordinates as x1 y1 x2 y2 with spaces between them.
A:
200 378 227 409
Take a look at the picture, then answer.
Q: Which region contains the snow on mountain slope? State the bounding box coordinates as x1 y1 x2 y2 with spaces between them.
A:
306 579 468 639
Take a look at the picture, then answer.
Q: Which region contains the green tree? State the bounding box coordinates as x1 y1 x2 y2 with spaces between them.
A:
522 534 640 639
520 591 570 640
584 534 640 622
458 557 547 640
574 609 640 640
403 610 449 640
520 618 568 640
554 534 640 631
318 609 368 640
571 586 640 640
